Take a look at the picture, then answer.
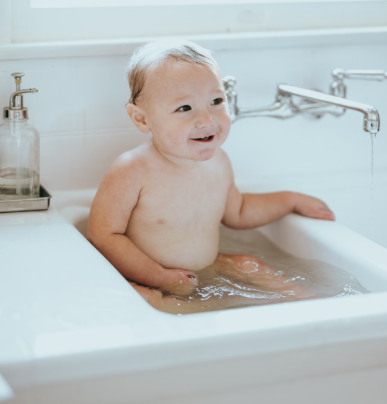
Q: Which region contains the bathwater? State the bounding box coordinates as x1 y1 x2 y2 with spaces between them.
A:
158 225 370 315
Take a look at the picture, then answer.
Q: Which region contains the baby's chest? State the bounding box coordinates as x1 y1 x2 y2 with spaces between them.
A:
132 174 229 227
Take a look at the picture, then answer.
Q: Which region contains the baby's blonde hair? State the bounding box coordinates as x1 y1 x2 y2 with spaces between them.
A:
125 39 220 107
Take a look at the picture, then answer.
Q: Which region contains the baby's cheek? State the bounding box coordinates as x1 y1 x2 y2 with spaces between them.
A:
220 113 232 134
219 120 231 143
172 124 191 145
168 133 181 147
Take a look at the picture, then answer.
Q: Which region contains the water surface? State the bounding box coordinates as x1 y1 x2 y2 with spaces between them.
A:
157 225 369 315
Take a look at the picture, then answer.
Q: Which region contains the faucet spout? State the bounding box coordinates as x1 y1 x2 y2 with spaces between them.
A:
278 84 380 134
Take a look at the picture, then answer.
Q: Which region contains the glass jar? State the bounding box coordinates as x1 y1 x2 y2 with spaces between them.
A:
0 118 40 200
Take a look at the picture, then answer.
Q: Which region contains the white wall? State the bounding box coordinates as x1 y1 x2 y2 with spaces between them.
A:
0 30 386 247
2 0 387 44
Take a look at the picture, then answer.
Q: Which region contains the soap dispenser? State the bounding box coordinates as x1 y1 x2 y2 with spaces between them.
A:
0 72 40 200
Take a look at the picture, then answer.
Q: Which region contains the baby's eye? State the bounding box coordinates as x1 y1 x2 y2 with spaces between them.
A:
212 98 224 105
176 105 191 112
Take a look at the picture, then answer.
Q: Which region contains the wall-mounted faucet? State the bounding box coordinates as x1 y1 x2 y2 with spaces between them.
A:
223 69 385 135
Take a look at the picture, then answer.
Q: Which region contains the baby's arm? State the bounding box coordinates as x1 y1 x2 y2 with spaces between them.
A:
87 153 198 295
220 152 335 229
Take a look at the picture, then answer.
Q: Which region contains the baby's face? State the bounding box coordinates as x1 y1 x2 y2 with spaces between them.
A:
132 61 231 162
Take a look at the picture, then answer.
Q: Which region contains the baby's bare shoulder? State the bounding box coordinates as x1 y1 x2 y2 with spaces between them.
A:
96 142 154 203
108 142 151 180
89 143 154 225
217 147 232 165
216 147 234 178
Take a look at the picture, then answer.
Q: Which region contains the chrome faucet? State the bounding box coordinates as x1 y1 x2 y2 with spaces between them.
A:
223 69 385 135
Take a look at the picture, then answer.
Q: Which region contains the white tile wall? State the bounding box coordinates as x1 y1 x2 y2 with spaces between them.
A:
1 37 387 246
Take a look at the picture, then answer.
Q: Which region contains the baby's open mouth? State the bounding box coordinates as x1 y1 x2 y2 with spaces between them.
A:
192 135 214 142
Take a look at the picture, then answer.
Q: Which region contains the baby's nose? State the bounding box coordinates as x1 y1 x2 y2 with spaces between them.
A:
195 111 214 129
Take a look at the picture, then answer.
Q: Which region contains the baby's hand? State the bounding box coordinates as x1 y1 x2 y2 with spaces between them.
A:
293 193 335 221
157 268 199 296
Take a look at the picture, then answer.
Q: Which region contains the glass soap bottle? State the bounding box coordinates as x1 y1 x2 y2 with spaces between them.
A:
0 72 40 200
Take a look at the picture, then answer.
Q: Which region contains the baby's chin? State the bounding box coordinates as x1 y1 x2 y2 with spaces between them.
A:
161 141 219 162
196 151 216 161
190 146 217 161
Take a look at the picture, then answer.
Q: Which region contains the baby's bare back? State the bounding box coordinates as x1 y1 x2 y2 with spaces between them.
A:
125 142 232 271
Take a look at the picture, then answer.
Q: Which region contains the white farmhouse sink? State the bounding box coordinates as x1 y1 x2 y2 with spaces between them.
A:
1 187 387 404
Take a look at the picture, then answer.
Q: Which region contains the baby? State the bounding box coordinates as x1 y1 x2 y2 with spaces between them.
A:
87 39 335 311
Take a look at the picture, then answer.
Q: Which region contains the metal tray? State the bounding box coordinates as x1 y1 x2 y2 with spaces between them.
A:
0 185 52 213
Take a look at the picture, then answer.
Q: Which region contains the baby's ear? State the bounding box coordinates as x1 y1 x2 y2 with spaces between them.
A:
126 103 150 134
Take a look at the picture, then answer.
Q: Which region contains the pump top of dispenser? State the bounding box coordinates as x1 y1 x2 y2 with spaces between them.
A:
3 72 38 120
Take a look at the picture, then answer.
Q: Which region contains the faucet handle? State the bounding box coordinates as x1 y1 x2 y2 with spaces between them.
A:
332 68 387 82
331 68 387 98
222 75 237 92
222 76 238 121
